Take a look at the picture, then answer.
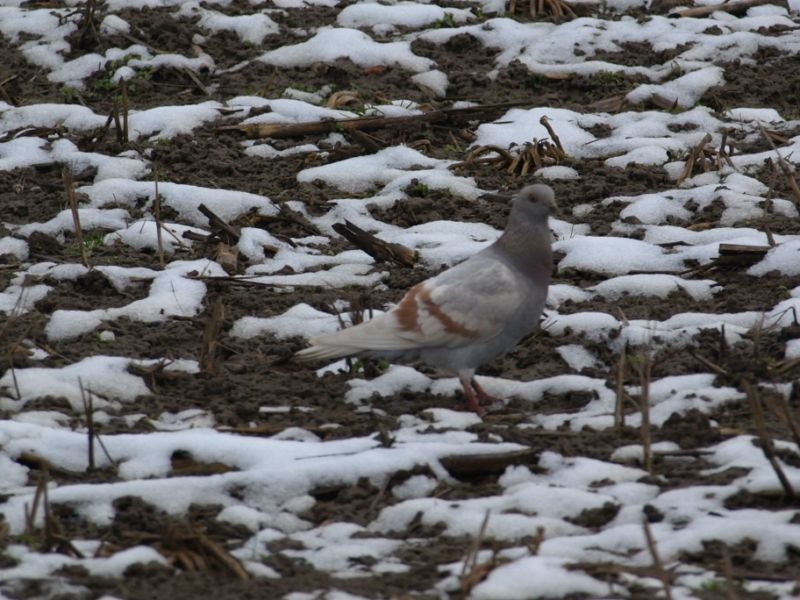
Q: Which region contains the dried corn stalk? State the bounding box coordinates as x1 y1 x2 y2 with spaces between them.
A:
507 0 576 20
451 116 567 176
676 131 735 185
326 90 361 109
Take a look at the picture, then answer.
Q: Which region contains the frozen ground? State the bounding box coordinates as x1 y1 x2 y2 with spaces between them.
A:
1 0 800 598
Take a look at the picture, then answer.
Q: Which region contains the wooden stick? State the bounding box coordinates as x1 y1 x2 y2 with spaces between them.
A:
439 448 537 478
25 463 48 536
253 205 320 237
745 382 795 498
182 230 215 243
764 225 776 248
198 204 240 242
674 0 782 17
6 317 38 400
776 393 800 449
689 350 728 376
349 128 384 152
121 80 129 144
677 133 712 185
459 510 493 594
79 378 95 471
186 274 295 288
63 167 90 268
712 243 769 269
214 242 238 275
192 527 249 580
0 74 17 106
154 169 165 268
643 521 674 600
614 345 627 429
721 547 742 600
200 298 225 375
182 67 210 96
112 99 123 145
332 220 417 267
94 428 117 471
104 98 122 144
717 128 732 172
220 102 529 140
539 116 566 158
637 352 653 473
759 125 800 206
452 144 514 171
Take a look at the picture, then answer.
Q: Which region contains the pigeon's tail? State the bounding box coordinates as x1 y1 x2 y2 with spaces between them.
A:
294 342 358 363
295 315 418 363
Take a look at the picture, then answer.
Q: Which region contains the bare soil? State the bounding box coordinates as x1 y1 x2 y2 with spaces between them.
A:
1 3 800 600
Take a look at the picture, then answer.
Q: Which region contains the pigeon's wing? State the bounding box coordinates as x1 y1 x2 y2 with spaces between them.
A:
394 256 528 349
295 256 528 362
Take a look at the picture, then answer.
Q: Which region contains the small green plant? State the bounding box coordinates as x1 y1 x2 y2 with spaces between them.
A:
93 75 116 93
592 70 625 86
348 357 366 376
434 13 457 28
87 55 151 99
408 181 430 197
136 65 154 81
66 231 105 257
527 73 550 89
471 8 487 21
443 143 461 155
61 86 77 102
700 579 725 593
82 231 105 253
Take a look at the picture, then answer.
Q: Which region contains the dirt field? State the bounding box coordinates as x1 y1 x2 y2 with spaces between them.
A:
2 1 800 599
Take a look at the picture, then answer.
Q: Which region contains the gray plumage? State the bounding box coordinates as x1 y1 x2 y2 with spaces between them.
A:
296 184 557 414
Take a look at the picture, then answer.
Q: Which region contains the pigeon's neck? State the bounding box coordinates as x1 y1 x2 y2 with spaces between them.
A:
493 219 553 282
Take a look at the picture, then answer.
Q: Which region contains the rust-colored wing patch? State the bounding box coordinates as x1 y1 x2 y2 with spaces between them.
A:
418 286 479 338
395 282 423 332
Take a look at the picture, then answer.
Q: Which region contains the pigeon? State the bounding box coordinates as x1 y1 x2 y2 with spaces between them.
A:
296 184 557 415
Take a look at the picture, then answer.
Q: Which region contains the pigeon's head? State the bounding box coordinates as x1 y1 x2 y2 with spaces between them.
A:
514 184 557 212
481 184 558 224
487 184 556 260
511 184 558 222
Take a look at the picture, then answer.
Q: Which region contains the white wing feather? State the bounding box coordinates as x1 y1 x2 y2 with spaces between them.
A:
296 257 526 362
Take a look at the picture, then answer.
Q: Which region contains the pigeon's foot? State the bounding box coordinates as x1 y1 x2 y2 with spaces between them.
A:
473 378 507 413
458 373 485 416
471 378 502 406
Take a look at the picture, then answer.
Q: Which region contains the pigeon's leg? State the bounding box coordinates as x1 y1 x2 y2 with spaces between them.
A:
471 378 501 405
458 371 485 416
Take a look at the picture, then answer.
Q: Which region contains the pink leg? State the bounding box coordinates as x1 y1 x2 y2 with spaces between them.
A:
458 372 485 416
471 378 501 405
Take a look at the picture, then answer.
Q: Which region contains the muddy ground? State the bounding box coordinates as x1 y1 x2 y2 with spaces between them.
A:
2 1 800 599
